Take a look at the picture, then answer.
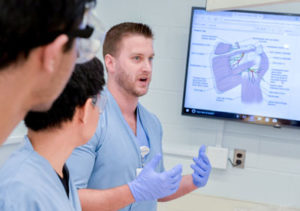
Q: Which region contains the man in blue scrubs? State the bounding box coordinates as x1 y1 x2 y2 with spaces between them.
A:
0 58 105 210
68 22 212 211
0 0 99 145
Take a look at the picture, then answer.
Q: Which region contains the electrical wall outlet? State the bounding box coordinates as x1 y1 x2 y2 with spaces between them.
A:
233 149 246 168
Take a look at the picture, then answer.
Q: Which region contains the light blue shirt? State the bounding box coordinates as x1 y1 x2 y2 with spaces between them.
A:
0 136 81 211
68 88 164 211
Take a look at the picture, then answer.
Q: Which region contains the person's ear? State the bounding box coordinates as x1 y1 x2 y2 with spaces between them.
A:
77 98 93 124
42 34 69 73
104 54 116 74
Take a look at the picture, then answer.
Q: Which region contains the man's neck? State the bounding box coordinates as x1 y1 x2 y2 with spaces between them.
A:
107 82 139 135
0 67 32 145
28 127 78 177
107 83 138 117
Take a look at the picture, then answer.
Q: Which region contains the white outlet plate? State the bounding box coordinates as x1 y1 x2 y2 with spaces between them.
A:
206 146 229 169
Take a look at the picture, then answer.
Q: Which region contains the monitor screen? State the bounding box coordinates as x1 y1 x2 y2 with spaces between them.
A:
182 7 300 127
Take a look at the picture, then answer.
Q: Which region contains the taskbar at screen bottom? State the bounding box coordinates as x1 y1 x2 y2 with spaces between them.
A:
182 108 300 128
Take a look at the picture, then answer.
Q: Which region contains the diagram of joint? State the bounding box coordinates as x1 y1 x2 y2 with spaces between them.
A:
212 42 269 103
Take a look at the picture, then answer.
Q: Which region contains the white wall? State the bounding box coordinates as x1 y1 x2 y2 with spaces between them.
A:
1 0 300 209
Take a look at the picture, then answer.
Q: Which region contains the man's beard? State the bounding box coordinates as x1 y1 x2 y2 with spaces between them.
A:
116 72 149 97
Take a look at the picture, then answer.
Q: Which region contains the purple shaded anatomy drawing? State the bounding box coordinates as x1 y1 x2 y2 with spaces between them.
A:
212 42 269 103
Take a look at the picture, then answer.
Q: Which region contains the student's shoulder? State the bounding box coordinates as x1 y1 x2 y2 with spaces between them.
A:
0 181 50 211
0 147 32 177
0 177 42 209
0 148 49 188
0 155 56 210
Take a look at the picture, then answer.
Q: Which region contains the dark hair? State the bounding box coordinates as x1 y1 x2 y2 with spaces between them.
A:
24 57 105 131
103 22 153 57
0 0 96 69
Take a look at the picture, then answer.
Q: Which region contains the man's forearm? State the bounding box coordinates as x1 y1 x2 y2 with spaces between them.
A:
79 185 135 211
158 175 197 202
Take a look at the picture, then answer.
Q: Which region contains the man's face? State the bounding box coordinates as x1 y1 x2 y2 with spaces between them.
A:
113 35 154 97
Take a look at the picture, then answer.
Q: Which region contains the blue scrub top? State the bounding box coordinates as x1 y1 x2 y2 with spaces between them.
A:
68 88 164 211
0 136 81 211
136 110 149 149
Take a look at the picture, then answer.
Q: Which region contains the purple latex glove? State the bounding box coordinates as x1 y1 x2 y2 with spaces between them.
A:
191 145 211 188
128 154 182 202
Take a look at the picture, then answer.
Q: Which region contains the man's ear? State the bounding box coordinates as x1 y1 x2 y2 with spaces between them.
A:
42 34 69 73
104 54 115 74
77 98 93 124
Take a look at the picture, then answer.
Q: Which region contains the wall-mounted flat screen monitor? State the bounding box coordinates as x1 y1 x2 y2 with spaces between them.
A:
182 7 300 127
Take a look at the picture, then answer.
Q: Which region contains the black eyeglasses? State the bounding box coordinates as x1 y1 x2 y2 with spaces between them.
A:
68 25 94 39
72 4 106 64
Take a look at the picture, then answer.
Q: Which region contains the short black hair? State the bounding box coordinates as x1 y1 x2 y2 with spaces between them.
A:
0 0 96 70
24 57 105 131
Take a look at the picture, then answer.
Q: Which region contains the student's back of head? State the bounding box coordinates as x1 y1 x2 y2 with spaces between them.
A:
0 0 96 69
0 0 98 144
24 57 105 132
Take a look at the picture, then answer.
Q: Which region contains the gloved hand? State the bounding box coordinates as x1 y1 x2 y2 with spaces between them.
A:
191 145 211 188
128 154 182 202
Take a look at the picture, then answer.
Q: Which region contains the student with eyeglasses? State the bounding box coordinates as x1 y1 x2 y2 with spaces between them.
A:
0 0 103 145
0 58 106 210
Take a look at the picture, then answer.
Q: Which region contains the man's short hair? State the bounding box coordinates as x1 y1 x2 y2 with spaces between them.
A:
103 22 153 57
24 57 105 131
0 0 96 70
